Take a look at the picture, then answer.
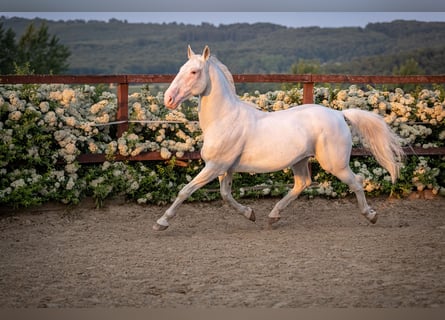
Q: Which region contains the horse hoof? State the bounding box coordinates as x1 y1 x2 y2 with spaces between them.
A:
152 223 169 231
248 210 256 222
364 210 378 224
368 213 378 224
268 217 281 225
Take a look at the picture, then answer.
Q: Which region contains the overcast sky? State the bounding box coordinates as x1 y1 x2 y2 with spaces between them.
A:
3 12 445 28
3 0 445 28
3 0 445 12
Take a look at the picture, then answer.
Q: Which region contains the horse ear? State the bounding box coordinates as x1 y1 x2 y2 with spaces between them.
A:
187 45 195 59
202 45 210 61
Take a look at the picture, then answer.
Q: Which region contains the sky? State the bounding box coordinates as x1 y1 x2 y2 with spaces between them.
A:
3 12 445 28
3 0 445 12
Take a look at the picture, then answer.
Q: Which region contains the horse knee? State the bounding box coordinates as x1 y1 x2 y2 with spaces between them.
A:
177 188 186 197
220 184 232 200
220 189 230 201
177 187 191 201
349 183 363 193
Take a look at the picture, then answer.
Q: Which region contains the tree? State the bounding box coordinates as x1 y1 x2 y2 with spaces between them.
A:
392 58 425 91
17 22 70 74
393 57 424 76
282 59 323 90
0 23 18 74
290 59 322 74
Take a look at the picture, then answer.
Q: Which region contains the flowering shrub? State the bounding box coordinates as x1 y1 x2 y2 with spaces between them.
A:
0 82 444 208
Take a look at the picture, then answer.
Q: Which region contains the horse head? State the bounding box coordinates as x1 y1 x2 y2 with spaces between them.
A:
164 45 211 110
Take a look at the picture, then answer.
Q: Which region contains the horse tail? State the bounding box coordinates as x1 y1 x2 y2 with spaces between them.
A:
342 109 404 183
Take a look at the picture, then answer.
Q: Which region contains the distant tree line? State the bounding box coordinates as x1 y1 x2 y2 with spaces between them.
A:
1 17 445 76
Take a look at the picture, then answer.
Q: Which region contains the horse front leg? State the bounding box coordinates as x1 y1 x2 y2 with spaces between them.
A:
219 172 255 222
153 165 221 231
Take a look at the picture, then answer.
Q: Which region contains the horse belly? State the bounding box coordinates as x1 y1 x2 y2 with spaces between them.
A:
235 133 312 173
235 154 303 173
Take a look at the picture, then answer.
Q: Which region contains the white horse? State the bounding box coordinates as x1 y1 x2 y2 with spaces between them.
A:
153 45 404 231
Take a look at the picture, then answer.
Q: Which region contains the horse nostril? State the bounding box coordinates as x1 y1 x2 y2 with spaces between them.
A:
164 87 179 108
165 95 174 106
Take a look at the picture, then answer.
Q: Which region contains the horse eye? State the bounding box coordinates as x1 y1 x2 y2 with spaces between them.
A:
191 70 198 75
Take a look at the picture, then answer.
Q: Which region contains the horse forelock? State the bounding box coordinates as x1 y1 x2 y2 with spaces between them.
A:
208 56 236 94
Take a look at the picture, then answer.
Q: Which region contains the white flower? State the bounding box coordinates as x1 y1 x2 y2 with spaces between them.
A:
9 93 24 109
80 122 94 133
160 147 171 159
337 90 348 101
90 100 108 114
61 88 75 106
118 144 129 156
102 161 111 170
127 133 139 141
64 143 77 155
106 141 117 155
88 142 99 153
63 155 76 163
372 168 383 177
95 113 110 124
64 116 76 127
150 104 159 113
137 198 147 204
130 145 145 156
65 163 78 174
66 176 75 190
130 181 139 190
49 91 63 101
90 177 105 188
8 110 22 121
11 178 25 189
44 111 57 126
54 130 69 142
272 101 284 111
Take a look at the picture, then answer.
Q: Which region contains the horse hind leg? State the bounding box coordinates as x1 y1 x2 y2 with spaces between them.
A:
219 172 255 222
332 167 378 224
268 159 312 225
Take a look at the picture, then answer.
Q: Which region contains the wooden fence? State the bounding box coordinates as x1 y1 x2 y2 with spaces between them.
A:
1 74 445 163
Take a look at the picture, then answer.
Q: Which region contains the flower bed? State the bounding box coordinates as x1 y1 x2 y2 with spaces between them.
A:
1 83 444 208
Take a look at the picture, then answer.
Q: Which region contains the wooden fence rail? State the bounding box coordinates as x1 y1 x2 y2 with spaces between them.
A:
1 74 445 163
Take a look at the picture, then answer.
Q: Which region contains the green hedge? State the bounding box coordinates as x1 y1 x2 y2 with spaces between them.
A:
1 83 444 208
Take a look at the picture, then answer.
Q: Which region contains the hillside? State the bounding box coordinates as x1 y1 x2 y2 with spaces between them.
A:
1 17 445 75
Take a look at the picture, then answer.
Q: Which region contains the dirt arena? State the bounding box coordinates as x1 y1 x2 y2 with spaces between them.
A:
0 195 444 308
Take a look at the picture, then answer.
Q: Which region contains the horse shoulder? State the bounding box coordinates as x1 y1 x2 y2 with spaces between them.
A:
200 115 248 163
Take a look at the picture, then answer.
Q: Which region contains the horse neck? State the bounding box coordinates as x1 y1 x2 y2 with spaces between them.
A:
199 62 239 131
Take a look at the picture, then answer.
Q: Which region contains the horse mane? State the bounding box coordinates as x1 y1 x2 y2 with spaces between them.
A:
209 56 236 94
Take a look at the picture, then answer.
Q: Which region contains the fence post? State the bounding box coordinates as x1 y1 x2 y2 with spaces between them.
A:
116 81 129 137
302 82 314 104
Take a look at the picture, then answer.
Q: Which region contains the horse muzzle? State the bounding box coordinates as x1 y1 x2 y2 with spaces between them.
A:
164 86 187 110
164 93 178 110
165 98 178 110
